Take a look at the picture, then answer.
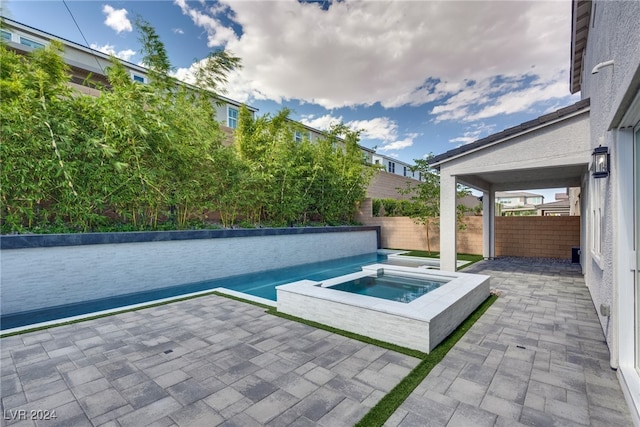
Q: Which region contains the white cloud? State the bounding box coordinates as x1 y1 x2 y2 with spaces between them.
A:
345 117 416 152
300 114 343 131
299 114 415 152
174 0 572 122
102 5 132 34
377 136 416 152
174 0 237 46
90 43 136 62
172 28 185 35
449 123 497 146
347 117 398 143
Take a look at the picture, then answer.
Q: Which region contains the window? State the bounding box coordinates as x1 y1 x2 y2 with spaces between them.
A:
590 174 604 259
388 161 395 173
403 166 407 176
131 73 147 84
1 30 11 42
227 107 239 129
294 131 310 142
19 36 44 49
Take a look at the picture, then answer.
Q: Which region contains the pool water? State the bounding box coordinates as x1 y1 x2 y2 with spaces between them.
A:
1 252 386 330
328 274 447 303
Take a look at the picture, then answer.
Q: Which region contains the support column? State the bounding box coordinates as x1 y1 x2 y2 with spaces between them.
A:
440 173 457 272
482 190 495 259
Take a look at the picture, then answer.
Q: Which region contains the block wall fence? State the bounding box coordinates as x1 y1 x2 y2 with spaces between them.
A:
357 199 580 259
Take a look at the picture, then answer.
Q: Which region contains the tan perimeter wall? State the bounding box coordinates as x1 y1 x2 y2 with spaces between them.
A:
494 216 580 259
357 199 580 259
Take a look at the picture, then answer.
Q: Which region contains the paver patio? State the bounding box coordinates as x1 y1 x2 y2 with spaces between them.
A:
1 258 634 426
0 294 419 426
386 258 634 427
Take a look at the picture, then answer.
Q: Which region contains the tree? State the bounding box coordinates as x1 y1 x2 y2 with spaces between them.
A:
398 157 470 254
233 111 374 226
0 19 240 232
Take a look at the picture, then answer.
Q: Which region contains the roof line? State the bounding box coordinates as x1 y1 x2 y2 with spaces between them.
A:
430 98 590 168
1 16 257 111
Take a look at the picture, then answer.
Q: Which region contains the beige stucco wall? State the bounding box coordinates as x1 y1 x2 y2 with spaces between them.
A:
366 171 418 200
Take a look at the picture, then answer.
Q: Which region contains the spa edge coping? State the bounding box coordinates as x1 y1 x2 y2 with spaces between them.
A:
0 225 382 250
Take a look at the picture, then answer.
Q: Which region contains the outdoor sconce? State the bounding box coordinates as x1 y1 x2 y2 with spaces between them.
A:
592 146 610 178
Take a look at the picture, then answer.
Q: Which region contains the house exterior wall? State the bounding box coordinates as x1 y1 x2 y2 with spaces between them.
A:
371 154 419 180
366 171 419 200
580 1 640 336
2 19 252 140
578 1 640 422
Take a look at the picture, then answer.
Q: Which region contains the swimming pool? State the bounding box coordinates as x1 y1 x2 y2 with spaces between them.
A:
328 273 448 303
0 252 387 330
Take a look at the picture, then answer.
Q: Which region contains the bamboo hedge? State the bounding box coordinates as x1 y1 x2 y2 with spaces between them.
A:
0 22 374 233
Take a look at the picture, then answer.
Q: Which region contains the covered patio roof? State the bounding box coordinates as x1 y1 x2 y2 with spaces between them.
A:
432 99 591 271
431 99 591 192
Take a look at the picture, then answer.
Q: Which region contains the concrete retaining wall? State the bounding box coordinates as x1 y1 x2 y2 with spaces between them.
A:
0 227 379 315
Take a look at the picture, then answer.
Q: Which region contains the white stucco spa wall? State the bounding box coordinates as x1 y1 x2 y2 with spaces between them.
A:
580 1 640 345
0 230 377 315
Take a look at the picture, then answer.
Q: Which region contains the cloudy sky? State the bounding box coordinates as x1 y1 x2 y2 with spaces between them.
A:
3 0 579 198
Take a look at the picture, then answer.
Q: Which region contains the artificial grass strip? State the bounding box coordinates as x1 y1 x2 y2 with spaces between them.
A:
211 291 274 310
354 294 497 427
394 249 484 270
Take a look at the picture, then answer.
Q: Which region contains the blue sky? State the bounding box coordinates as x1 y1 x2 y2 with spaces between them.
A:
3 0 579 201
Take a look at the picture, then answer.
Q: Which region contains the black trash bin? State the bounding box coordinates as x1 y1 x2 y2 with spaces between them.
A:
571 247 580 263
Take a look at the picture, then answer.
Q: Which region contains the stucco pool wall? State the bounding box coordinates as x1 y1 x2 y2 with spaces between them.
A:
276 264 490 353
0 226 379 316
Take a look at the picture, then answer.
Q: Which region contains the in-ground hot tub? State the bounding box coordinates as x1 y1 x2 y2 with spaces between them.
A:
276 264 490 353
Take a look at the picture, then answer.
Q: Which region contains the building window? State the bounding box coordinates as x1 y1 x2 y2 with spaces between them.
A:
1 30 11 41
590 176 604 258
131 73 147 83
227 106 239 129
403 166 407 176
19 36 44 49
294 131 310 142
388 161 395 173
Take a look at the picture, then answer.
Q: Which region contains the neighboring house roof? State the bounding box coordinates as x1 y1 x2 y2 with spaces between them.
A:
495 191 543 199
372 153 415 169
536 199 570 209
1 17 257 111
570 0 592 94
430 98 591 168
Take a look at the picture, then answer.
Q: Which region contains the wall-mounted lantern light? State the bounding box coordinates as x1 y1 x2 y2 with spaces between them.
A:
592 146 610 178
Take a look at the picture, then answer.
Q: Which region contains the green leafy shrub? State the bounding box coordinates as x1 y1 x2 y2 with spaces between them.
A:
0 20 373 234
